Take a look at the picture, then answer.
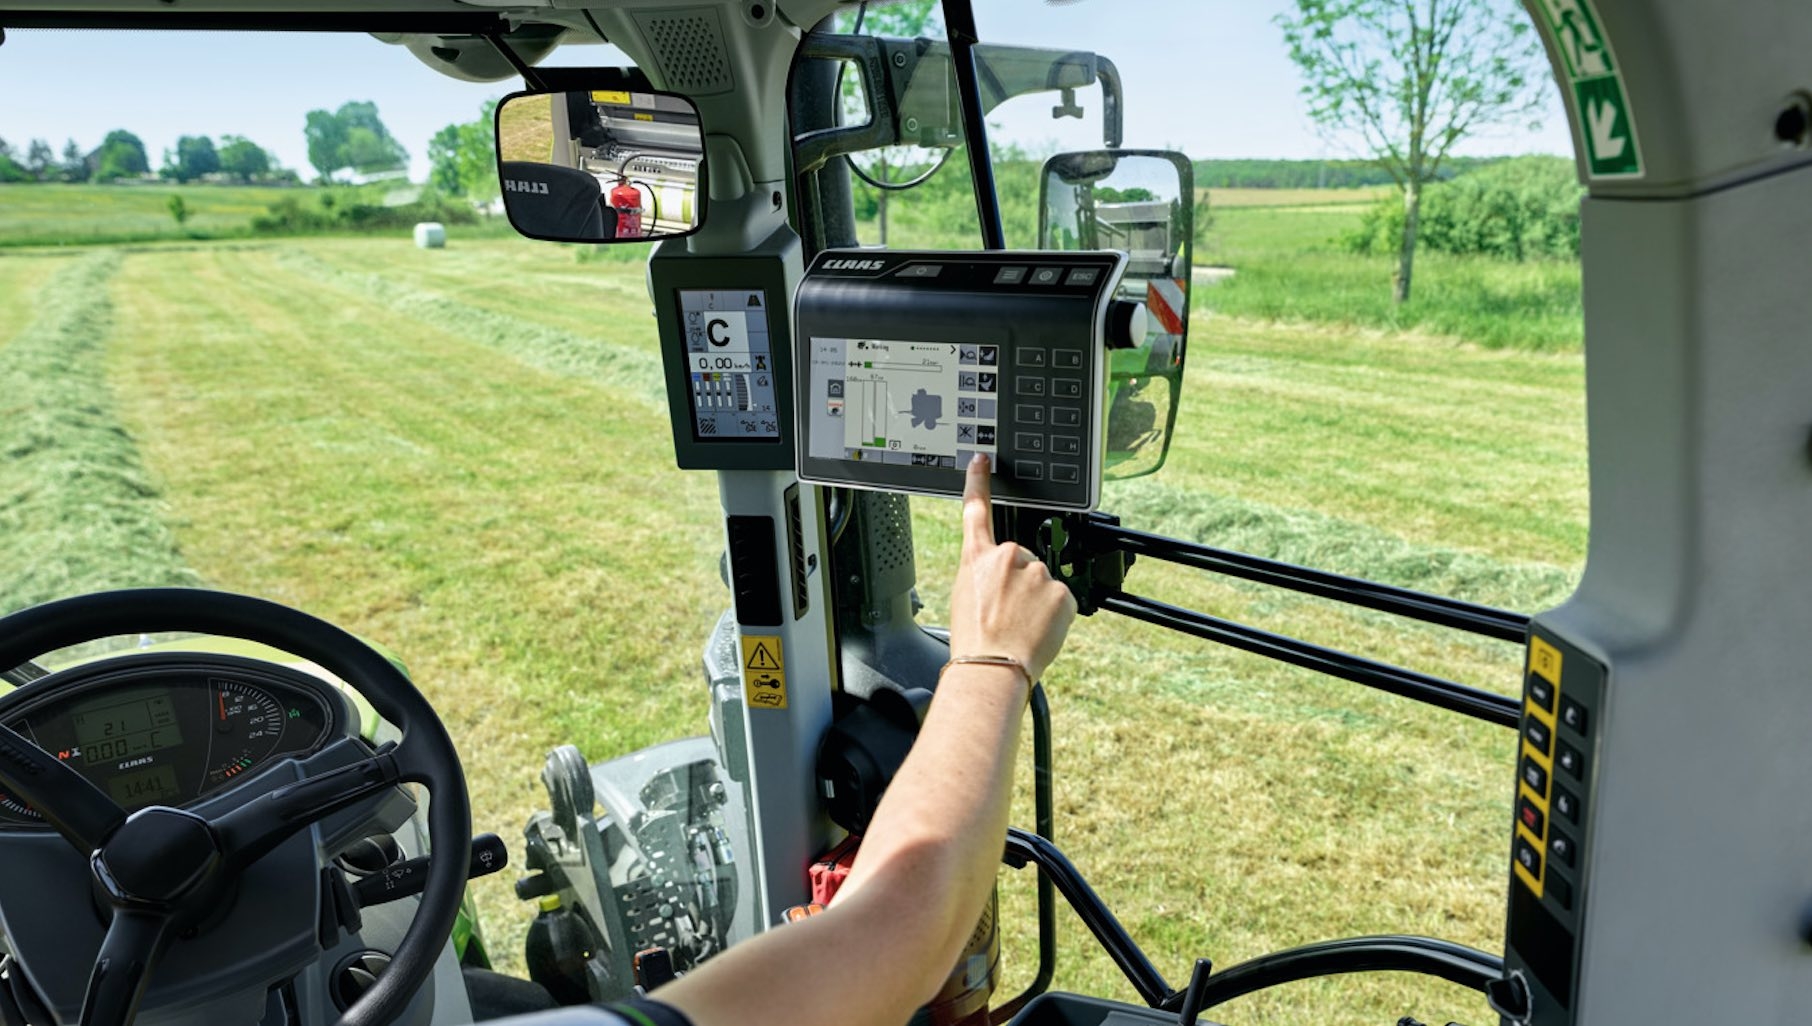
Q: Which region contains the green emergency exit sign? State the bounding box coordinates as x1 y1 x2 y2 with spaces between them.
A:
1536 0 1643 179
1574 76 1639 177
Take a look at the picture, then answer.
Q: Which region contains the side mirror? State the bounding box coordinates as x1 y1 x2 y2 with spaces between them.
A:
1039 150 1195 479
495 86 706 243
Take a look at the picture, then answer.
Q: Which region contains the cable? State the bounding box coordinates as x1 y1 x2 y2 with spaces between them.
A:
848 149 955 191
832 0 958 193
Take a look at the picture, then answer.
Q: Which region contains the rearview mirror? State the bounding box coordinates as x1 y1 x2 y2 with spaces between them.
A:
1039 150 1195 480
495 87 706 243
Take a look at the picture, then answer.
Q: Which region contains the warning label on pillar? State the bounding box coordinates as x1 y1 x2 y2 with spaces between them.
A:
740 635 788 710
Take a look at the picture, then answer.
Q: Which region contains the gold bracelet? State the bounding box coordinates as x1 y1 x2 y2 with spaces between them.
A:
938 654 1033 694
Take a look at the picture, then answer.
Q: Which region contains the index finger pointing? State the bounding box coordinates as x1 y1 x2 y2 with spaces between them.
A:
962 452 996 554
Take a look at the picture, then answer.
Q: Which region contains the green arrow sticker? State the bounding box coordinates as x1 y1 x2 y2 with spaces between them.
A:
1574 76 1640 178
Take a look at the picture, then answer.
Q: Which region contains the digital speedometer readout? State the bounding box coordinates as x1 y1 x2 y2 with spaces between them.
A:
0 664 337 824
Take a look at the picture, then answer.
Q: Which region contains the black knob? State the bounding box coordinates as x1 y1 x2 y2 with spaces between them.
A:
1484 972 1532 1023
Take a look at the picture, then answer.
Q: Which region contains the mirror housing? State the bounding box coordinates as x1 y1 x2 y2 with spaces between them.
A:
1039 149 1195 480
495 78 706 243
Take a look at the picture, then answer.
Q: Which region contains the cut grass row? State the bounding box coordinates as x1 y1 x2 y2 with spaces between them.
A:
0 250 199 610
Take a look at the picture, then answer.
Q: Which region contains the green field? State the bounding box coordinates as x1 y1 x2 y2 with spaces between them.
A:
1198 203 1583 351
0 182 312 246
0 218 1587 1025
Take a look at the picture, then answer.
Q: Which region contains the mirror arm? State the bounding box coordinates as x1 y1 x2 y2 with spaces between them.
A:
1095 56 1124 149
792 34 901 175
483 28 548 92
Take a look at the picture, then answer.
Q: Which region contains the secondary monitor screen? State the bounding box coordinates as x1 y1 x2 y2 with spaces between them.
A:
794 249 1125 510
678 287 780 442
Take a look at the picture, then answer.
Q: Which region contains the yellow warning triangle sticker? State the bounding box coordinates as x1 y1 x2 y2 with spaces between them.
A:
745 641 782 671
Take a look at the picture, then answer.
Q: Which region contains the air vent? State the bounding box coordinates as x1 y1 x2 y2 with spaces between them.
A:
331 951 391 1011
634 7 735 95
870 493 914 576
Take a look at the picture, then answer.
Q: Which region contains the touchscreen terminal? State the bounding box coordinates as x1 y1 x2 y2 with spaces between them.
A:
794 249 1125 510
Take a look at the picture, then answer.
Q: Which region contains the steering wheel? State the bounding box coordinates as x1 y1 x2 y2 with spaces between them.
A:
0 589 471 1026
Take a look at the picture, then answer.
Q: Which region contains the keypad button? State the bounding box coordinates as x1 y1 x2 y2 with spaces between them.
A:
1053 350 1083 369
1052 379 1082 399
1515 837 1543 878
1546 872 1573 910
1050 407 1082 428
1050 463 1080 484
1553 787 1580 825
1527 672 1555 712
993 266 1028 285
1557 742 1585 780
1051 435 1081 456
1516 795 1546 837
1031 267 1064 285
1019 347 1047 368
1560 696 1589 735
1524 718 1552 757
1549 830 1576 868
1521 756 1549 796
1015 406 1046 425
1017 376 1046 397
1018 433 1045 454
1014 460 1043 481
1065 267 1101 286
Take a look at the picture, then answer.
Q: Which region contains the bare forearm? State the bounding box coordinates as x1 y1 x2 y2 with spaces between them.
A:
659 666 1026 1026
832 663 1027 976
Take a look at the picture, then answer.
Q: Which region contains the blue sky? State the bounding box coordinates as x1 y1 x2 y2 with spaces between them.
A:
0 0 1572 180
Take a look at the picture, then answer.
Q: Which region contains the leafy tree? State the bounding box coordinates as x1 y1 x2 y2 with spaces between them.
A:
0 139 26 183
304 101 408 181
24 139 54 181
1277 0 1545 302
93 130 151 182
427 100 500 201
216 135 272 182
61 139 89 182
167 195 191 226
837 0 944 245
162 135 220 183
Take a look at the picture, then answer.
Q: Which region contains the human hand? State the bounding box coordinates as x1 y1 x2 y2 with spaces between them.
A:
947 454 1078 682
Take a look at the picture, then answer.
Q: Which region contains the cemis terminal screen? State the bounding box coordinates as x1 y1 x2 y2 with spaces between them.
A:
795 249 1125 510
807 338 1000 470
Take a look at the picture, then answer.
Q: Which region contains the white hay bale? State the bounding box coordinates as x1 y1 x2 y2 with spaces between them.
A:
413 222 447 249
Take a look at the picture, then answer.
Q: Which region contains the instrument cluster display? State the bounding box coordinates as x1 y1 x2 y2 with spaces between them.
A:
0 658 342 825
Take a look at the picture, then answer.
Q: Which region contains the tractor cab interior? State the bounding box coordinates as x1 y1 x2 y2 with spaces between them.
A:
0 2 1809 1026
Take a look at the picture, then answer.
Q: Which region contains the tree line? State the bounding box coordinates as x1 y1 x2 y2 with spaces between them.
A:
1192 156 1506 190
0 129 295 185
0 101 419 186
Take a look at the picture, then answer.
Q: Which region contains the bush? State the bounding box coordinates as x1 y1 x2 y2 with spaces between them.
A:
1344 156 1583 261
251 189 480 236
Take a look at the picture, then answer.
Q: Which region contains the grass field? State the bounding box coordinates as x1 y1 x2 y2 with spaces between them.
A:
0 182 313 246
1199 203 1583 351
0 182 517 248
0 224 1587 1025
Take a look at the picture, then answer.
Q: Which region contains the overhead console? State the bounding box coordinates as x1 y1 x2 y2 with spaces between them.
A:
794 248 1126 510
